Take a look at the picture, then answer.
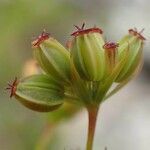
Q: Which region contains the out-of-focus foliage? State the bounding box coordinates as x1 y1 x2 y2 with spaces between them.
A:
0 0 83 86
0 1 84 149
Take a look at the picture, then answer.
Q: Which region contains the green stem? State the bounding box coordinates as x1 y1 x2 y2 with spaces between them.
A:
35 122 54 150
86 105 99 150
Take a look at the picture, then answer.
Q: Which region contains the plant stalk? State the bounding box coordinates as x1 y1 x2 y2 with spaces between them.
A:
86 105 99 150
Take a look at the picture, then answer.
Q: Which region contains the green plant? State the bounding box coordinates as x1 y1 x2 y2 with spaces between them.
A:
7 24 145 150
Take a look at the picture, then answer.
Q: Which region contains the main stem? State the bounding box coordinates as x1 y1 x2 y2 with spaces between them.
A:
86 105 99 150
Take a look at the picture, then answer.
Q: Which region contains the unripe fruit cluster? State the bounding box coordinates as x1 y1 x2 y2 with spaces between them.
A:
7 24 145 111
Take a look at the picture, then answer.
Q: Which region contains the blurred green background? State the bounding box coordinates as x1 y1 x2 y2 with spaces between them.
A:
0 0 150 150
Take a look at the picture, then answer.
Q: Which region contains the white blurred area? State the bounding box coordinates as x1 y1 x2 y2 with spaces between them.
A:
56 75 150 150
54 0 150 149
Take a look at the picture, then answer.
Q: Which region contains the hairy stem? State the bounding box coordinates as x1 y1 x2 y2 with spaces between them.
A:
86 105 99 150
